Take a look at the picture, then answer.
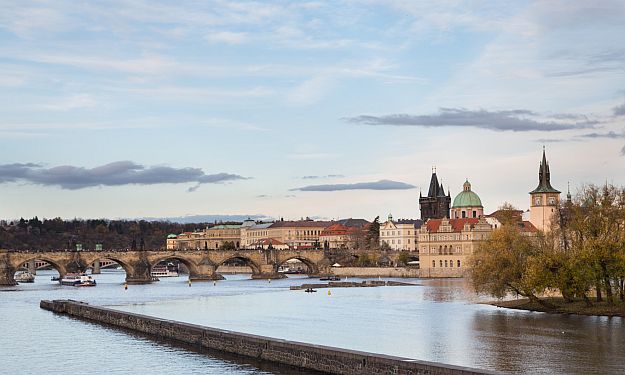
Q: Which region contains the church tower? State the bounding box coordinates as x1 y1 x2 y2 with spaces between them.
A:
419 169 451 221
529 148 561 232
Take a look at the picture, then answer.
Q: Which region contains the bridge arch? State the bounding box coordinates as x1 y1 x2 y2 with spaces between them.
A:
149 255 203 277
216 256 262 276
13 256 67 277
81 254 134 278
277 256 319 275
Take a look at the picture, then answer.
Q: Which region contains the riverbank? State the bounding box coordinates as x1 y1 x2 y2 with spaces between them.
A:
492 298 625 317
290 280 417 290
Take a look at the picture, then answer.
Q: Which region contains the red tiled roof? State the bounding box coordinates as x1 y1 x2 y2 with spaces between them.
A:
520 221 538 233
254 238 286 246
425 218 480 233
320 223 358 236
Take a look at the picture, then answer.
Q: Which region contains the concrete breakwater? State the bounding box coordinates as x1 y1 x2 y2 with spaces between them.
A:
41 299 498 375
290 280 417 290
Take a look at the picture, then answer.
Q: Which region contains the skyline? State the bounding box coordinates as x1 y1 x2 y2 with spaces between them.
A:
1 1 625 221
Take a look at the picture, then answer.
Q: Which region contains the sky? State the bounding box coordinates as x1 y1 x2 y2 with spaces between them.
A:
1 0 624 222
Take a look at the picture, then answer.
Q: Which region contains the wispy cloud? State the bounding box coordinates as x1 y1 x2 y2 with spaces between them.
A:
292 179 415 192
614 103 625 117
577 131 625 139
205 31 248 44
43 94 97 111
0 161 246 190
344 108 598 132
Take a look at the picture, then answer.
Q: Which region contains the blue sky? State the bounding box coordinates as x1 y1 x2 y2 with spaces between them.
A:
1 1 624 221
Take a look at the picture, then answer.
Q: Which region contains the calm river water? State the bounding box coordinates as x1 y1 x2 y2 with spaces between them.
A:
1 269 623 374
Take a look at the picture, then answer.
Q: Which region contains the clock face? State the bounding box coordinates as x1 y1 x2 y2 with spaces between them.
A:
548 197 556 205
535 197 541 205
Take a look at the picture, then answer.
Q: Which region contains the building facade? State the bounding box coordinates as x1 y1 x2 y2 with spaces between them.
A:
379 214 422 251
417 218 493 277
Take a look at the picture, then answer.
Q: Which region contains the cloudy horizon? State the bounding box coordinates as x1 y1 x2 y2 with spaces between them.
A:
1 1 624 221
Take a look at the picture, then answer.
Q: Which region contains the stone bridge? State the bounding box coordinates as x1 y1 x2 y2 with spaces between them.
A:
0 248 331 286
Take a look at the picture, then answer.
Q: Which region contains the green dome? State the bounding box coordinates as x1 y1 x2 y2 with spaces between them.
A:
167 234 178 239
452 180 483 208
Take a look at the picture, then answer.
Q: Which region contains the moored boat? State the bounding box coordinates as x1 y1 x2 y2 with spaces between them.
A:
15 271 35 283
151 263 179 278
59 273 96 287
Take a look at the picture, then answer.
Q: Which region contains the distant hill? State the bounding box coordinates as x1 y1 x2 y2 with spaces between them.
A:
136 214 272 224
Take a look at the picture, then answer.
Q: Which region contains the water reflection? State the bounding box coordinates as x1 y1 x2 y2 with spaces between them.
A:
2 271 624 374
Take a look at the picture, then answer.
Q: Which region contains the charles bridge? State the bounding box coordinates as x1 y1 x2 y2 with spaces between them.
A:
0 248 332 286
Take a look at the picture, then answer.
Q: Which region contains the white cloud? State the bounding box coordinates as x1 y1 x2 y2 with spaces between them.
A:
205 31 249 44
43 94 97 111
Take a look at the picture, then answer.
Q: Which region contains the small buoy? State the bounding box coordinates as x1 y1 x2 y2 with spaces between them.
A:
188 279 192 287
268 278 271 283
328 290 331 296
124 283 128 290
213 281 216 286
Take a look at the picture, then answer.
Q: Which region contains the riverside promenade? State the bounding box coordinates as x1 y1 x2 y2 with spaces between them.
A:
41 299 499 375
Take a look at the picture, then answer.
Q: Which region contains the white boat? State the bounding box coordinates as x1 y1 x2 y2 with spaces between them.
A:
151 264 179 278
15 271 35 283
59 273 96 287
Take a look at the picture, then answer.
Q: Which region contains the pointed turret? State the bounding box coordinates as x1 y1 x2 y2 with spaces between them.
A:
530 148 561 194
420 168 451 221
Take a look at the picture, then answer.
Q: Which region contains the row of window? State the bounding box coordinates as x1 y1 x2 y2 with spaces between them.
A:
381 230 412 236
432 259 461 268
382 239 412 245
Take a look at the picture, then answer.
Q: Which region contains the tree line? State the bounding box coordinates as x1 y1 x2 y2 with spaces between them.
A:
0 217 212 251
471 183 625 307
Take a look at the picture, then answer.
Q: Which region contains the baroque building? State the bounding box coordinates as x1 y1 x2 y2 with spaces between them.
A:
451 180 484 219
419 170 451 220
529 148 561 232
417 217 493 277
379 214 423 251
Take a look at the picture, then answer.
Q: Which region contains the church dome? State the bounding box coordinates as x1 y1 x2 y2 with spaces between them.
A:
452 180 483 208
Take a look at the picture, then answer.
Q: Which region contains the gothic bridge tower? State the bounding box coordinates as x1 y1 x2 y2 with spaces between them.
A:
419 168 451 221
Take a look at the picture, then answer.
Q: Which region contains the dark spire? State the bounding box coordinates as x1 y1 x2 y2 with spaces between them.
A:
438 182 446 197
427 172 440 197
530 148 561 194
567 182 572 203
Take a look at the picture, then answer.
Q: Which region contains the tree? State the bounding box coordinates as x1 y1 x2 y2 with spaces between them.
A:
365 216 380 250
469 216 553 308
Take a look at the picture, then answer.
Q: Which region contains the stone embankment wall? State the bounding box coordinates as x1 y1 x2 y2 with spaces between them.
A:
330 267 466 278
331 267 422 278
41 299 498 375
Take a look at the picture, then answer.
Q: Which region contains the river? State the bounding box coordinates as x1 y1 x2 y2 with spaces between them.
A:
1 269 623 374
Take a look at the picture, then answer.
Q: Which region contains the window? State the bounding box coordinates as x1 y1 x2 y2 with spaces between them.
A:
432 260 435 268
473 210 477 218
445 260 448 267
457 260 461 267
439 260 443 267
450 260 453 267
462 211 466 218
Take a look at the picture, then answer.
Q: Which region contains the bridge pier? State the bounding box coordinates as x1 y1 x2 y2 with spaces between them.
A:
92 260 101 274
126 258 153 284
27 260 37 275
0 262 17 286
251 264 286 280
189 263 225 281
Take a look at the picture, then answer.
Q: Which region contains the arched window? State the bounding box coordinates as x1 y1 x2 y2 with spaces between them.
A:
432 260 435 268
438 245 442 255
444 260 448 267
457 260 461 268
439 260 443 267
450 260 453 267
